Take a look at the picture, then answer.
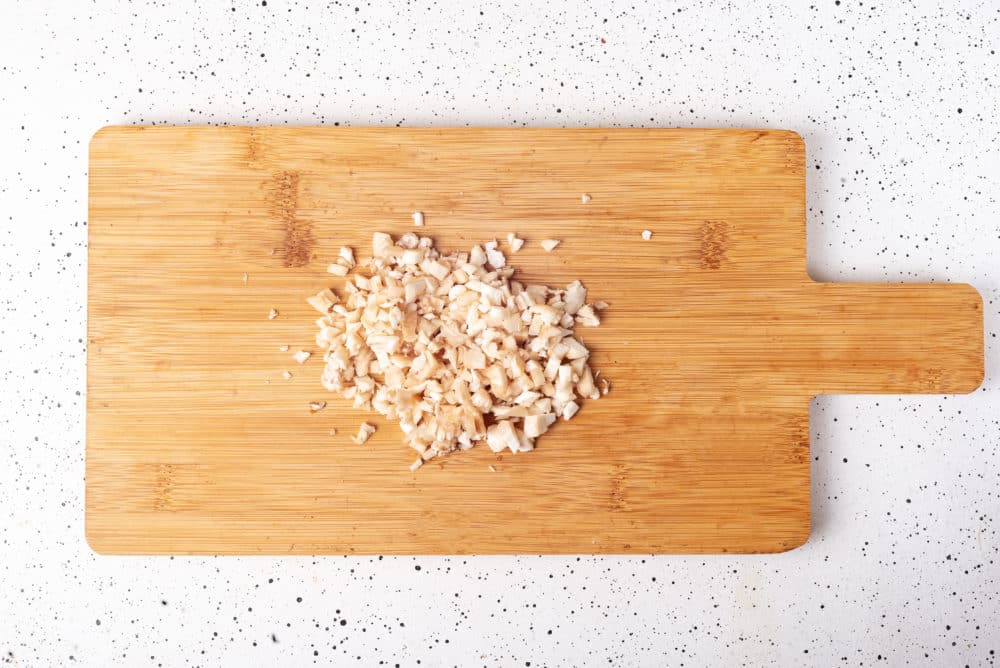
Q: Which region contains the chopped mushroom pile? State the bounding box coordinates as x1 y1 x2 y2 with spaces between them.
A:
307 232 608 468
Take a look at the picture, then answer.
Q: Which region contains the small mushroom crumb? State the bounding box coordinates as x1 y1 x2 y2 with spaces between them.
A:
507 232 524 253
641 229 652 240
561 400 580 420
282 370 293 380
293 350 311 364
488 465 497 472
327 263 349 276
242 272 248 285
575 304 601 327
412 211 424 227
540 239 560 252
338 246 356 268
309 401 327 413
268 307 279 320
278 345 290 352
307 288 339 314
484 240 506 268
264 378 270 385
352 422 376 445
329 427 338 436
409 458 423 472
581 193 591 204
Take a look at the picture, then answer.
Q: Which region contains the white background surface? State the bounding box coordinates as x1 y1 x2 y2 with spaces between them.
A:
2 2 998 666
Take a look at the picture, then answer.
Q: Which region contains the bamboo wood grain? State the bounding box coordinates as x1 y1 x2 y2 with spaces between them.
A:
86 127 984 554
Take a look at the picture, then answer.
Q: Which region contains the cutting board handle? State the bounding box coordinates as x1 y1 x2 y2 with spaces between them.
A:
804 282 983 394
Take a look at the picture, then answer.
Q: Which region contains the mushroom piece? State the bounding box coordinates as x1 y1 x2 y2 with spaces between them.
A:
352 422 377 445
372 232 394 258
575 304 600 327
484 241 506 269
563 280 587 315
307 288 339 314
486 420 521 453
523 413 556 438
339 246 356 267
561 401 580 420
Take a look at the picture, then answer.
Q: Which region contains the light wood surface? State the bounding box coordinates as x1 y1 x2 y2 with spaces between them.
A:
87 127 983 554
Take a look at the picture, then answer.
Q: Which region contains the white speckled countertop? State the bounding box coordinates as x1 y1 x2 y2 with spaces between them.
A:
2 2 998 666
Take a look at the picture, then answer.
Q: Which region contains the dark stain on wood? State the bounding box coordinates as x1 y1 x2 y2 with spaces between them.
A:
699 221 729 270
268 170 312 267
782 133 806 171
152 464 175 511
610 463 628 511
914 366 945 392
246 127 260 164
783 414 810 465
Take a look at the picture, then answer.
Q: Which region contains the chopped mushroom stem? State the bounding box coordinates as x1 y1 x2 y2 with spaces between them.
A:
310 231 608 469
352 422 376 445
339 246 356 267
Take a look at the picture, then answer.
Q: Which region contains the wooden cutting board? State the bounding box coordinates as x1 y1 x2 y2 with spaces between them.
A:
87 127 983 554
